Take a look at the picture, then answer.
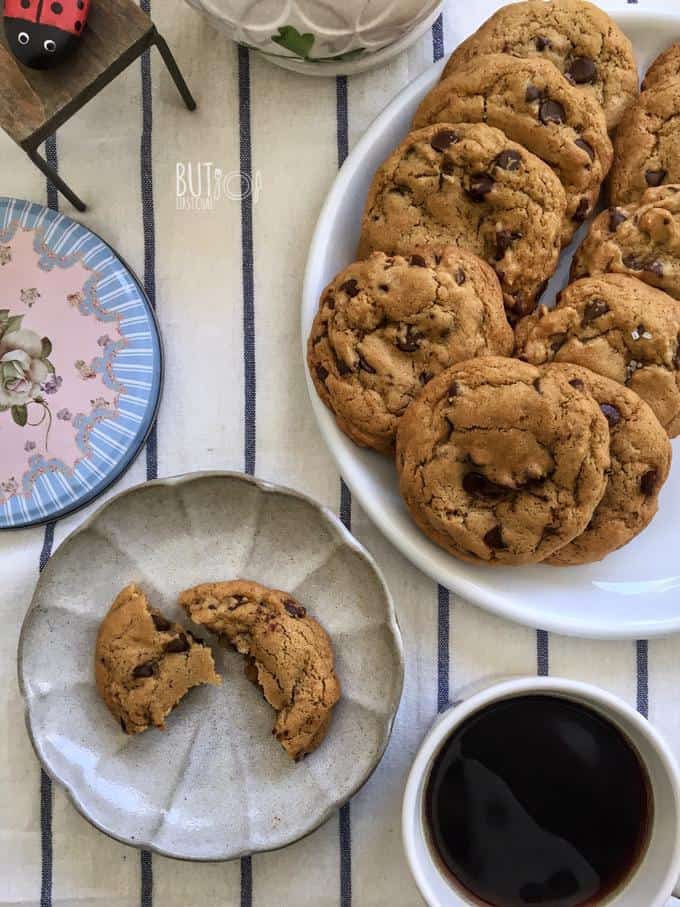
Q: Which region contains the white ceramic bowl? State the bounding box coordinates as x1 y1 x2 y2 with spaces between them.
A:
301 10 680 639
184 0 445 75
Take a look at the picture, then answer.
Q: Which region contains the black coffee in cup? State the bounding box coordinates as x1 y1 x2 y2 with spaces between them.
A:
425 695 651 907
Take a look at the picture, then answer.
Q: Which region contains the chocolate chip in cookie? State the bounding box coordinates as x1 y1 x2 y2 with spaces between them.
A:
467 174 495 201
575 139 595 161
494 149 522 171
582 299 609 323
640 469 660 496
430 128 459 151
567 57 597 85
645 169 667 188
539 99 565 125
600 403 621 426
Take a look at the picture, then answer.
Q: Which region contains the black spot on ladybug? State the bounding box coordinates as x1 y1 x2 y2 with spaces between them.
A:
75 20 81 29
20 0 30 8
77 0 84 7
50 2 63 12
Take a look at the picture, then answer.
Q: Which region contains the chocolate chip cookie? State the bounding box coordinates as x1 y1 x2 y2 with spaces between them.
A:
180 581 340 761
571 186 680 301
546 366 671 566
357 123 567 321
610 78 680 206
307 249 513 453
413 53 613 245
440 0 638 132
642 44 680 92
95 584 221 734
515 274 680 437
395 357 610 565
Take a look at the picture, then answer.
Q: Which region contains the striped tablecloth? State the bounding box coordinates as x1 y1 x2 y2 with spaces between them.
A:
2 2 678 905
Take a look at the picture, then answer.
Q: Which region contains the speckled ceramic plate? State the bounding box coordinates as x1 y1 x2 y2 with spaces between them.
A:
302 10 680 639
18 472 404 861
0 198 162 530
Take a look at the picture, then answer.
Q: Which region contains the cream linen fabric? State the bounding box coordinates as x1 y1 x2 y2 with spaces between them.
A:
1 2 679 905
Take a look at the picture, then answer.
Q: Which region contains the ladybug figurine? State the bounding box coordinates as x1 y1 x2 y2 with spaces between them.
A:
3 0 90 68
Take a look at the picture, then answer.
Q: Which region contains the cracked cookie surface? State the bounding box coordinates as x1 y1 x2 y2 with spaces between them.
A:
643 44 680 92
413 53 613 246
357 122 566 322
571 186 680 301
395 357 610 566
545 365 671 565
440 0 638 132
515 274 680 437
307 249 513 453
180 581 340 761
610 78 680 206
95 584 221 734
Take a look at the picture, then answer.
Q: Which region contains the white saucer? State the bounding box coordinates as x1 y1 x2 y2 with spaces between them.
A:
19 472 404 860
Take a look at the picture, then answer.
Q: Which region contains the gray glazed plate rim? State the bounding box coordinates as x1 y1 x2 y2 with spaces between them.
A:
17 470 405 862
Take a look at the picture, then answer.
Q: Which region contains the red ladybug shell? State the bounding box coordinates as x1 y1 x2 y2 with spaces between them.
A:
4 0 89 36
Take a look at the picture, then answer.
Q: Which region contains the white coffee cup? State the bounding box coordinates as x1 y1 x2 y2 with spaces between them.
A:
403 676 680 907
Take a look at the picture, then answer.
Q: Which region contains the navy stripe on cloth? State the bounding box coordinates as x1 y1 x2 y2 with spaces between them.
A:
240 854 252 907
239 44 256 479
339 479 351 529
140 0 157 487
336 76 349 167
437 586 450 712
40 135 59 907
432 13 451 715
637 640 648 718
431 13 444 62
336 72 352 907
140 852 153 907
139 0 156 899
45 136 59 212
238 41 255 907
40 767 53 907
536 629 549 676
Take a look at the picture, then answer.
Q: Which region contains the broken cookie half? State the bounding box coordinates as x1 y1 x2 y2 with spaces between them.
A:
180 580 341 761
95 583 221 734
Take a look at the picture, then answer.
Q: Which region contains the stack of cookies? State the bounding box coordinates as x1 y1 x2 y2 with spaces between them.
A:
307 0 678 567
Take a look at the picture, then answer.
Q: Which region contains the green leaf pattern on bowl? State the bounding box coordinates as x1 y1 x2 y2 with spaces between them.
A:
262 25 365 63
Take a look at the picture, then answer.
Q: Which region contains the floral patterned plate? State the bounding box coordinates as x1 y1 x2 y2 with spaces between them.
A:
0 198 162 529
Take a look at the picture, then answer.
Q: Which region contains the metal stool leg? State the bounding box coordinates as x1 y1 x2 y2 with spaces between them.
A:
154 32 197 111
26 147 86 211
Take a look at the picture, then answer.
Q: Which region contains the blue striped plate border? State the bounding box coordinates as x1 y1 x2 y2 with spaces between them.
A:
0 197 162 530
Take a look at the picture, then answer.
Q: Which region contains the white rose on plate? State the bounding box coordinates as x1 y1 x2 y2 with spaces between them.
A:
0 313 54 425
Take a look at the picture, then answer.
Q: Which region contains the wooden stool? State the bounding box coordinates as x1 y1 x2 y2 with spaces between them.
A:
0 0 196 210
